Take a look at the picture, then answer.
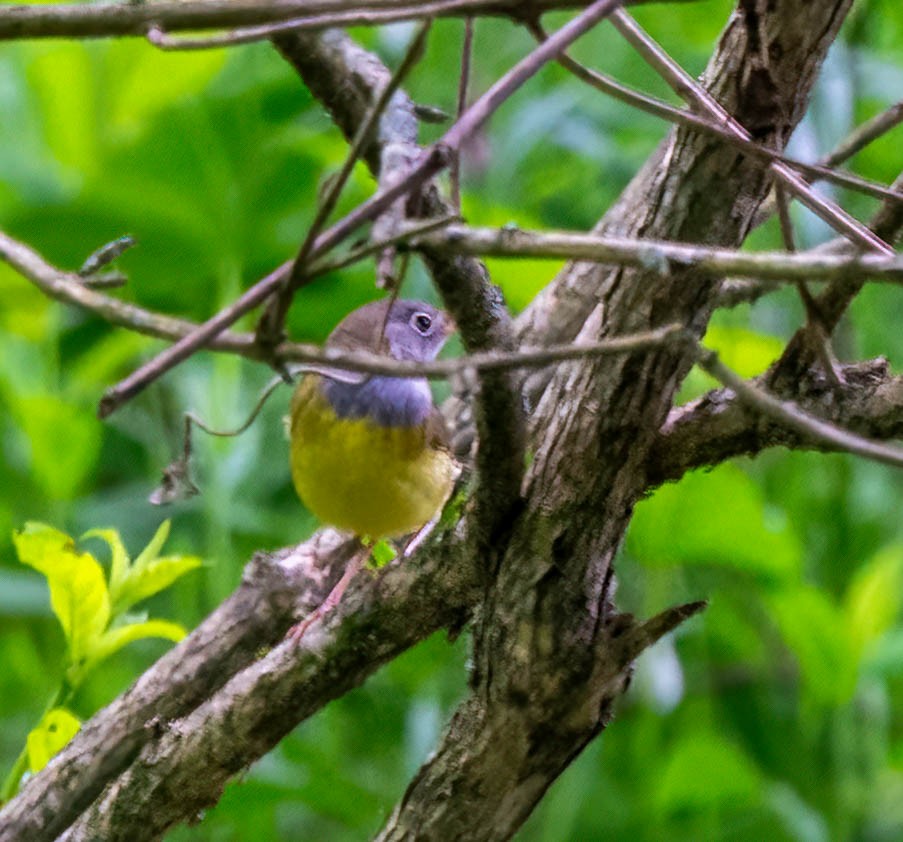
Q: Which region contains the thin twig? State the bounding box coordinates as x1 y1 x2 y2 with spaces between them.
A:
95 140 451 417
775 182 843 385
98 0 627 418
256 20 433 349
0 221 686 383
695 346 903 470
609 9 894 255
0 223 454 364
748 102 903 234
146 2 470 50
8 223 903 375
451 16 475 211
285 322 686 380
527 20 903 209
307 214 461 276
150 376 286 504
823 100 903 168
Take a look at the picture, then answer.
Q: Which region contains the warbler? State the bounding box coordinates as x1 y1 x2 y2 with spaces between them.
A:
289 299 457 542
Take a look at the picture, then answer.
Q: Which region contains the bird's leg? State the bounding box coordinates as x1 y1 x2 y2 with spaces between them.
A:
402 516 440 558
288 544 367 641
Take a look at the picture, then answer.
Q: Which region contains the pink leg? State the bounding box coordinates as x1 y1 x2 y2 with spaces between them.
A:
288 550 366 641
402 515 439 558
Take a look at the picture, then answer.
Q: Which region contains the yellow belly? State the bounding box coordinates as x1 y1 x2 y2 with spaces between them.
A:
289 378 455 539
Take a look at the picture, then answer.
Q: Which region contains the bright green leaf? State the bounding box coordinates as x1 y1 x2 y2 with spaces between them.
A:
131 519 171 573
76 619 186 682
25 707 81 775
111 555 202 616
843 544 903 657
81 527 129 604
369 540 397 569
628 463 802 582
101 520 200 614
13 523 110 668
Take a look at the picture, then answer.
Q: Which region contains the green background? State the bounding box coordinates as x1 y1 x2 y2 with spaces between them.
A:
3 1 903 838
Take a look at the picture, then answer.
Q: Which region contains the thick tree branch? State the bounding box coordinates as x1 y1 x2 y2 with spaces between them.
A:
376 601 705 842
386 2 855 838
54 529 480 842
647 358 903 485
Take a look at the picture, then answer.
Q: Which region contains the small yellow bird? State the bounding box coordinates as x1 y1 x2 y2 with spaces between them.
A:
288 299 457 636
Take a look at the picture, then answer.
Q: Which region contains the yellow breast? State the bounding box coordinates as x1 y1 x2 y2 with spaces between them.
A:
289 378 455 539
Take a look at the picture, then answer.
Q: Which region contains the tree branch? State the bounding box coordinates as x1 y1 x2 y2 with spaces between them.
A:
0 0 689 41
528 19 903 209
390 2 854 838
54 528 480 842
0 533 358 842
609 9 892 256
99 0 630 418
647 358 903 485
410 223 903 282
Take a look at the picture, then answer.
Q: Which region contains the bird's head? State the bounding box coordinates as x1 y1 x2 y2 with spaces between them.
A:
328 299 454 363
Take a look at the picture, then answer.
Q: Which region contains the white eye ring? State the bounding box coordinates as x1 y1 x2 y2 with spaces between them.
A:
411 312 433 335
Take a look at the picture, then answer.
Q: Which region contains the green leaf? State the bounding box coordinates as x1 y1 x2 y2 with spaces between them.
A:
25 707 81 775
13 523 110 669
81 527 129 603
369 540 397 569
628 464 802 582
112 555 202 615
132 519 171 573
106 521 201 614
843 544 903 657
76 619 186 682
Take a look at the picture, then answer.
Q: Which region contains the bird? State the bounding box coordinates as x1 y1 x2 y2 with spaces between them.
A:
287 298 457 637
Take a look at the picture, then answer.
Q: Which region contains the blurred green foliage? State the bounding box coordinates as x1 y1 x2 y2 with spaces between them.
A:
2 2 903 839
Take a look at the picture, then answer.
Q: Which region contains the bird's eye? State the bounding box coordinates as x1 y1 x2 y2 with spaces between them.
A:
411 312 433 334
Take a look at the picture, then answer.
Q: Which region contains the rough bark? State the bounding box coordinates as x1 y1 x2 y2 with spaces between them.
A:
381 0 855 837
